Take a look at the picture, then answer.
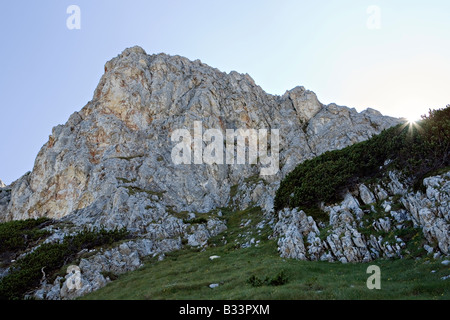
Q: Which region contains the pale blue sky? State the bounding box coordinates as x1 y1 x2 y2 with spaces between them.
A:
1 0 449 185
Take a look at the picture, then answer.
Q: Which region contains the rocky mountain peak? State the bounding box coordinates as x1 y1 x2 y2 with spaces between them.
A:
1 47 400 231
281 86 322 123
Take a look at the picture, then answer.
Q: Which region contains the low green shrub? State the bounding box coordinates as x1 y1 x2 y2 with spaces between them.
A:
0 218 51 253
184 217 208 224
0 226 129 300
275 106 450 220
101 271 119 281
247 270 289 287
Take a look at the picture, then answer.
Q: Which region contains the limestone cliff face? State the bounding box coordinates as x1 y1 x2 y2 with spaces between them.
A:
0 46 400 232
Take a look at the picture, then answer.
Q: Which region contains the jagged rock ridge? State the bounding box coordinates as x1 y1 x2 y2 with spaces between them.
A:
275 170 450 262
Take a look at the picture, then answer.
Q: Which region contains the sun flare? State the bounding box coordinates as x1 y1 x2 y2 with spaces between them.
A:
405 114 420 124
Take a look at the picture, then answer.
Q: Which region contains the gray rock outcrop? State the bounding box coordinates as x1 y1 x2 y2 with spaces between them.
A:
274 170 450 262
0 182 11 216
34 239 155 300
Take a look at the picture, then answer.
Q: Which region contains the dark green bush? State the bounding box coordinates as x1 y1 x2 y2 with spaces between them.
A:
0 218 51 253
267 270 289 286
247 275 264 287
0 226 129 300
183 217 208 224
275 105 450 217
274 125 402 211
101 271 119 281
247 270 289 287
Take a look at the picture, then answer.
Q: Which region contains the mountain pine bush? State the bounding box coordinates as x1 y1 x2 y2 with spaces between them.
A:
274 105 450 214
0 225 129 300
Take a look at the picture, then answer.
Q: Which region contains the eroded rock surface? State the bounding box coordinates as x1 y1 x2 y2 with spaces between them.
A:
274 171 450 262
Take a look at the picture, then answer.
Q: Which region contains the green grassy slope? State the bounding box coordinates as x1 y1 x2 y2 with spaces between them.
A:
83 106 450 300
82 207 449 300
